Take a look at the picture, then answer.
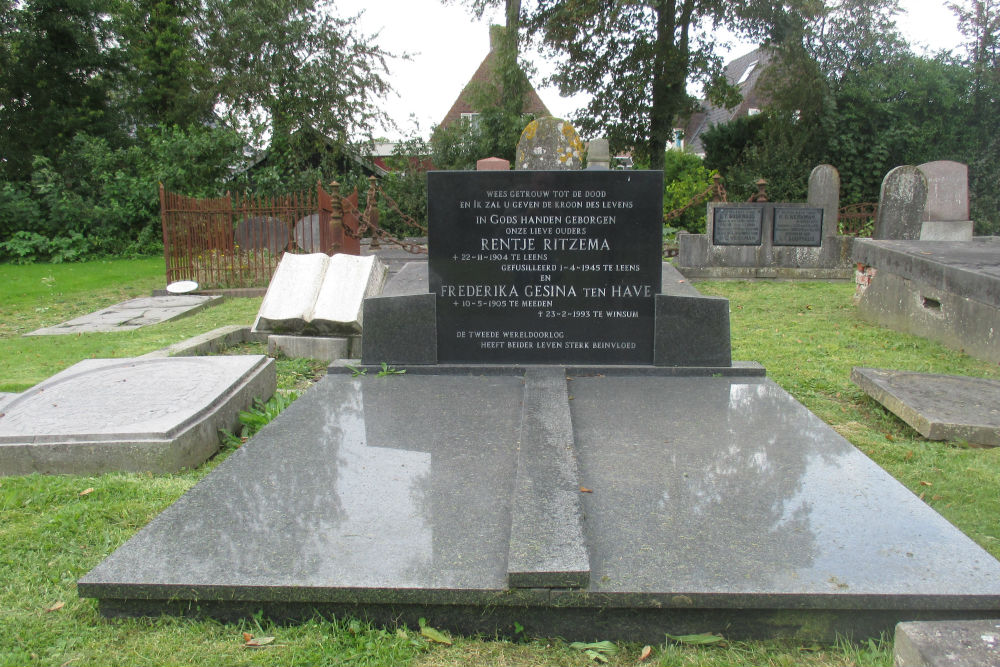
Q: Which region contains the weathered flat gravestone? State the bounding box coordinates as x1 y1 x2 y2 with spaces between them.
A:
0 356 275 475
515 117 585 170
874 165 927 240
807 164 839 240
26 295 222 336
895 619 1000 667
678 197 849 280
253 252 387 335
851 367 1000 446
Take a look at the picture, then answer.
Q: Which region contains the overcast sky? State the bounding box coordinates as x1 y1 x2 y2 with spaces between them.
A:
335 1 966 140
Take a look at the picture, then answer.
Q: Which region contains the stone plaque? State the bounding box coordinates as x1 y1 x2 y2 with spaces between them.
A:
712 207 763 245
428 171 663 364
773 207 823 246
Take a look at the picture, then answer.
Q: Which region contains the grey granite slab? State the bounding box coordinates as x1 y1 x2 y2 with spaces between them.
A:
508 368 589 588
382 261 429 297
25 295 222 336
80 373 524 595
0 356 275 475
80 371 1000 641
895 619 1000 666
567 375 1000 602
852 237 1000 307
851 367 1000 446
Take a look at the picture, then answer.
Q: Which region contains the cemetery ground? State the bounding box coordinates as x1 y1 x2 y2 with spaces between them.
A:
1 261 998 667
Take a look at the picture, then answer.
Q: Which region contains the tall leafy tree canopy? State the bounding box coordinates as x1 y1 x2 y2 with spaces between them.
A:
0 0 395 259
523 0 778 170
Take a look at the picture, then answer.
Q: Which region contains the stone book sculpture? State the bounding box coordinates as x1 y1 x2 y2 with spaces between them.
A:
252 252 387 335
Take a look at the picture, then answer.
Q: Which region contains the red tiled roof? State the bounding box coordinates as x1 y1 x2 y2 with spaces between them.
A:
439 27 551 127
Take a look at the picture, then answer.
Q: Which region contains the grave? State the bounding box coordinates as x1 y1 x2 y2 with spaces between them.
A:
874 165 927 240
0 355 275 476
895 619 1000 667
25 295 222 336
852 237 1000 364
917 161 974 241
252 252 387 362
852 367 1000 447
79 159 1000 641
515 117 584 170
676 165 854 279
874 161 974 242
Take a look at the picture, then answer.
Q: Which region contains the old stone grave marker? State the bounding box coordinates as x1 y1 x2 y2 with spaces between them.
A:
874 165 927 240
515 117 585 170
253 252 387 336
0 356 275 475
807 164 840 240
917 160 974 241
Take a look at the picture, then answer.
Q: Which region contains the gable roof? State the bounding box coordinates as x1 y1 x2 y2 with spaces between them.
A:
439 25 551 127
683 48 772 155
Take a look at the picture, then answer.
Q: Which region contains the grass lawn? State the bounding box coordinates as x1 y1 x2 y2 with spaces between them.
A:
2 260 999 666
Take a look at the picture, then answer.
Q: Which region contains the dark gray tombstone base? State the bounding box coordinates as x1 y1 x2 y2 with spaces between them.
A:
93 599 994 645
360 294 735 369
654 294 732 367
361 293 437 365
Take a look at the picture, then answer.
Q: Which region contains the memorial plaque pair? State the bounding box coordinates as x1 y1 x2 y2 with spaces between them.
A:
713 206 824 247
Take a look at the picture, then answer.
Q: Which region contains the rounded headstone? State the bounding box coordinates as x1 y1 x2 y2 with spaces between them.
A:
807 164 840 239
874 166 927 240
476 157 511 171
294 213 321 252
515 117 585 170
586 138 611 170
235 216 289 255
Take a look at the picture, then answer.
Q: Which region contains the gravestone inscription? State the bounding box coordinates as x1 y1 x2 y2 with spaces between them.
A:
773 208 823 246
712 207 764 245
428 170 662 364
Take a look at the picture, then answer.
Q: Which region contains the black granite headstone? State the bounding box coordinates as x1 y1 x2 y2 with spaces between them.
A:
712 207 764 246
773 208 823 247
428 171 663 364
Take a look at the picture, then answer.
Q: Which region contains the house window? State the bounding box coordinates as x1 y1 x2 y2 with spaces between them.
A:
460 112 481 130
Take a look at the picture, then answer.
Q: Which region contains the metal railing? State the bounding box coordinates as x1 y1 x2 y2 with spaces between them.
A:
160 181 360 288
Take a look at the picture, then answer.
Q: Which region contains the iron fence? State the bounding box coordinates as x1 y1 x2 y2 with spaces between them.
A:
160 182 360 289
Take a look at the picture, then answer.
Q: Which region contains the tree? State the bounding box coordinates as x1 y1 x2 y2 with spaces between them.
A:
523 0 777 170
200 0 392 154
115 0 214 129
950 0 1000 233
0 0 124 180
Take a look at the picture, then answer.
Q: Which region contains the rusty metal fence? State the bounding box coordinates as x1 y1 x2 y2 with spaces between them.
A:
160 182 360 288
838 202 878 236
